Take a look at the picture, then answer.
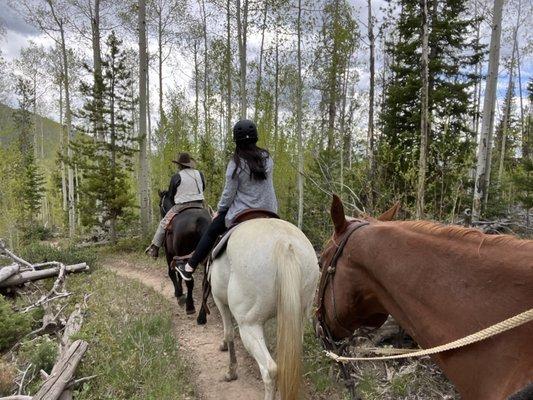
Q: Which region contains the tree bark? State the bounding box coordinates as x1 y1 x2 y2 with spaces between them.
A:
0 264 20 283
0 263 89 288
158 6 165 126
138 0 151 237
274 29 279 148
200 0 210 139
33 340 88 400
225 0 232 149
59 81 67 212
367 0 376 210
472 0 504 219
253 2 268 122
236 0 248 118
91 0 104 141
193 40 199 144
296 0 304 229
49 3 76 237
497 37 517 184
416 0 430 219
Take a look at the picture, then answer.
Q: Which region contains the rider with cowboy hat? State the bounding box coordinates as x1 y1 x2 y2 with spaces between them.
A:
145 152 206 258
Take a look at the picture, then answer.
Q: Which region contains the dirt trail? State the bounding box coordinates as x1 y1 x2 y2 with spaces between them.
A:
103 254 325 400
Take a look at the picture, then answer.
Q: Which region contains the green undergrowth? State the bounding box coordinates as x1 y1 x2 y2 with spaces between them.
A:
303 324 349 398
65 269 195 399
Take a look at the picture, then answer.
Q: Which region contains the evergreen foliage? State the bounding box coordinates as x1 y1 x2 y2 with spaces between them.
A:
72 32 137 242
12 78 45 228
378 0 484 218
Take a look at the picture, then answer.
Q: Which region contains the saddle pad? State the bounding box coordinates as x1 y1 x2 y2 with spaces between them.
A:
211 225 239 259
165 203 204 231
210 211 280 259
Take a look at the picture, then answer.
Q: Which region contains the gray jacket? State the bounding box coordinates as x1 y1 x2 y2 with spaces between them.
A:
218 156 278 227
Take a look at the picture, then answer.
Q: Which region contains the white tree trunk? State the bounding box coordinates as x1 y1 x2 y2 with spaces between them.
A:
416 0 430 219
296 0 304 229
472 0 504 219
236 0 248 118
367 0 376 210
138 0 151 237
58 20 76 237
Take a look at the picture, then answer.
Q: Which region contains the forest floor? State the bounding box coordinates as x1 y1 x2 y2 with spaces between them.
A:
101 251 345 400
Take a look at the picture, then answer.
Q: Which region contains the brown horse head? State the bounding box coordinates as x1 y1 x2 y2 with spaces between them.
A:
317 194 400 341
317 194 533 399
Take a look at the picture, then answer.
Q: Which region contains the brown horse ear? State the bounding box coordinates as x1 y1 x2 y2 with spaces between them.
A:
377 201 401 221
331 194 348 234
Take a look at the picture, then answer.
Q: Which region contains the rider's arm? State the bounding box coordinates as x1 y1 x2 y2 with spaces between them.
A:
217 160 238 212
168 173 181 204
199 171 206 191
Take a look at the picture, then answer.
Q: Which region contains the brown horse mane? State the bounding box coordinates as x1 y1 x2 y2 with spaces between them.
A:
399 220 533 251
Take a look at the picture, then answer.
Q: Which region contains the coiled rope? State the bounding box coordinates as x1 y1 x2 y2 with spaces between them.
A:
325 308 533 362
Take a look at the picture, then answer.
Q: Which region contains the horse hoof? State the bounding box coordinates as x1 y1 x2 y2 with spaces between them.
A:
186 307 196 315
219 342 228 352
177 295 187 306
222 372 238 382
197 314 207 325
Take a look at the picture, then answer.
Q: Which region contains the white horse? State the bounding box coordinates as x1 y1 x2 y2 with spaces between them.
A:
210 218 319 400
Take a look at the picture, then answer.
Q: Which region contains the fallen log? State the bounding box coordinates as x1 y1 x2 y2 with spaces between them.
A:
0 264 20 283
33 340 88 400
0 264 88 288
0 396 33 400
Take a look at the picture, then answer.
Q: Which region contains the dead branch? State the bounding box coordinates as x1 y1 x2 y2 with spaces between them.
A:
0 396 33 400
0 240 34 271
0 264 20 283
17 363 32 395
33 340 89 400
0 263 89 289
21 292 72 314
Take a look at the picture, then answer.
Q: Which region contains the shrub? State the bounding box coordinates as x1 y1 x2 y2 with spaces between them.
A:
21 225 54 244
19 335 58 373
0 296 34 351
18 243 98 269
0 360 16 396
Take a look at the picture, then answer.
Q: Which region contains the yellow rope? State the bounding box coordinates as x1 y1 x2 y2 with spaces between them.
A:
325 308 533 362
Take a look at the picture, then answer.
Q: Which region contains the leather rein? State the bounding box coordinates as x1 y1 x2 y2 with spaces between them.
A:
315 220 370 345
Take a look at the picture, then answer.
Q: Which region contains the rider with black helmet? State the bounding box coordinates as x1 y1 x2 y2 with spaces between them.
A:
176 119 278 281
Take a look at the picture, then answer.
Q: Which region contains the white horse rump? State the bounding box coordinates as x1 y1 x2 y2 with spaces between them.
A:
210 218 319 400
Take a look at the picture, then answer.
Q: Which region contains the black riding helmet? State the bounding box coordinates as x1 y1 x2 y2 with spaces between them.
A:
233 119 258 145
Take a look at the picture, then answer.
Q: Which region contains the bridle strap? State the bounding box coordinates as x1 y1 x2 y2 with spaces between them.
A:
316 220 370 340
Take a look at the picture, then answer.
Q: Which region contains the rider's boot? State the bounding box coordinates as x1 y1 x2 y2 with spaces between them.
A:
145 244 159 258
176 262 194 281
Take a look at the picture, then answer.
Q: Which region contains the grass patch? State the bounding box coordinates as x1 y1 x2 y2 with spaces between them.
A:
303 324 348 398
66 269 194 400
357 370 380 400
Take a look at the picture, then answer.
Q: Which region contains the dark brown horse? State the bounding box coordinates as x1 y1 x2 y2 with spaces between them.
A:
159 190 211 316
317 195 533 400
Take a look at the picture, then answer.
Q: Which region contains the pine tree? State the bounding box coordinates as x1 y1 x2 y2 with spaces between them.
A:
378 0 484 218
12 77 45 232
73 32 137 243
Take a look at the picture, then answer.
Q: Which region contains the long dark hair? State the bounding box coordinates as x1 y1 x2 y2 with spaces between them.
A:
232 143 270 180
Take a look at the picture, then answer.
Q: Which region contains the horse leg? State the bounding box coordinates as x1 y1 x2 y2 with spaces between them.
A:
213 295 237 381
168 264 185 302
239 324 277 400
184 278 195 315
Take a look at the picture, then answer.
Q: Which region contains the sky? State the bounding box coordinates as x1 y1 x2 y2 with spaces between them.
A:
0 0 531 126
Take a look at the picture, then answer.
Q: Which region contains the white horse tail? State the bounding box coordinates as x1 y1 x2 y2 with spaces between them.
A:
274 241 303 400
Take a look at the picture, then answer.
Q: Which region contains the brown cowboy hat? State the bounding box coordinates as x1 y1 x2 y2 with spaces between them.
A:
172 152 196 168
